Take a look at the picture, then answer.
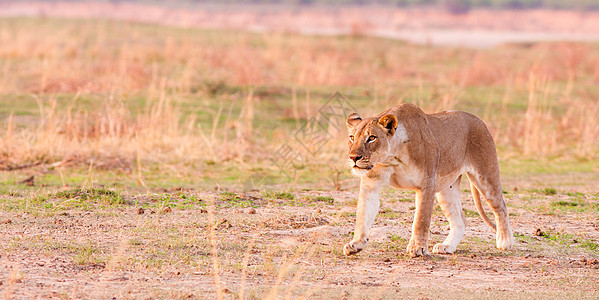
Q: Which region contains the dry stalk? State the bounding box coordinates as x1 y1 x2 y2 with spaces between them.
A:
284 244 317 299
135 134 146 188
292 86 300 129
236 89 255 162
83 159 94 188
265 244 312 300
207 196 224 300
239 237 257 300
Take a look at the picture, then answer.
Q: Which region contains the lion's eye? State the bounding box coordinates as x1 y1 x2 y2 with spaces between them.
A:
349 135 354 143
368 135 376 142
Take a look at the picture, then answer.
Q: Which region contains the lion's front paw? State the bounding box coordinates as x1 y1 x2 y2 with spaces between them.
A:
343 240 367 256
406 241 429 257
432 243 455 254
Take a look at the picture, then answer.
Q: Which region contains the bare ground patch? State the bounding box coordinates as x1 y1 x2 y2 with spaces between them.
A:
1 188 598 298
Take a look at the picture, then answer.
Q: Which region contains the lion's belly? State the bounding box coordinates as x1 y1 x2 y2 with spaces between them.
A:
434 169 465 192
388 166 464 192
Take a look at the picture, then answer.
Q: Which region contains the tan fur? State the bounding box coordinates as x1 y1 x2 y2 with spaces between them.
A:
343 103 514 257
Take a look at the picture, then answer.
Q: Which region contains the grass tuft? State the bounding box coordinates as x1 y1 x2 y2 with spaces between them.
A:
552 200 580 207
219 191 241 202
274 192 295 200
307 196 335 204
52 188 124 205
540 188 557 195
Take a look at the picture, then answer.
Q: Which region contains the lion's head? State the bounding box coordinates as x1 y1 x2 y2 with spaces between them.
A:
346 112 398 176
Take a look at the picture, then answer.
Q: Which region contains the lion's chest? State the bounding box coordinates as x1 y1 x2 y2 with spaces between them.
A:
388 164 423 189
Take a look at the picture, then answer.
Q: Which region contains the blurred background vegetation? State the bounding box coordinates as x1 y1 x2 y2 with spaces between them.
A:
21 0 599 10
1 17 597 191
70 0 599 10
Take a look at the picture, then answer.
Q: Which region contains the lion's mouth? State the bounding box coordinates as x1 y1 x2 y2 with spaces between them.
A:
353 165 373 170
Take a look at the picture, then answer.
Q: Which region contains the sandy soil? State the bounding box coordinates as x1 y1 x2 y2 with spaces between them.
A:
1 188 598 298
2 1 599 47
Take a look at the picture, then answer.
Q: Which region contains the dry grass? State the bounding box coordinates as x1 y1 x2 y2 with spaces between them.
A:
0 19 598 175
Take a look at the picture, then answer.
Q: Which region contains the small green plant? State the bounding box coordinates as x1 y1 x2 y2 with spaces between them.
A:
463 209 479 217
274 192 294 200
308 196 334 204
552 200 580 207
379 207 402 218
338 211 356 217
580 240 599 251
381 233 408 252
389 233 406 243
219 191 240 201
540 188 557 195
7 190 23 197
70 241 102 265
397 197 413 203
262 191 295 200
539 231 599 253
219 191 253 208
53 188 124 205
514 232 533 243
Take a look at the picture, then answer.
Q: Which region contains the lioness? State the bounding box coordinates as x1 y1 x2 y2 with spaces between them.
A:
343 103 514 257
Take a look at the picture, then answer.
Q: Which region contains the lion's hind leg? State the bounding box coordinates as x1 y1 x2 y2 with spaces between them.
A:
433 175 466 254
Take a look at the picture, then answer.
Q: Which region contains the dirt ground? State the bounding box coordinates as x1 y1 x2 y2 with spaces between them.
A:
1 186 598 299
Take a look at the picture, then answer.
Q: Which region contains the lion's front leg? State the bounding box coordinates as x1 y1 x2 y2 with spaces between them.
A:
343 178 382 255
407 188 435 257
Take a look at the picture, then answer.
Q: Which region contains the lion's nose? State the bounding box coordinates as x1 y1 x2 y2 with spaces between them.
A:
349 154 362 163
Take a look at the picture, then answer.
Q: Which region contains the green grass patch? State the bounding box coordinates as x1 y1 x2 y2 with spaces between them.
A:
307 196 335 204
219 191 241 202
377 233 408 253
71 241 104 265
379 207 402 218
463 208 479 218
52 187 124 205
580 240 599 251
552 200 580 207
218 191 254 208
273 192 295 200
540 188 557 195
390 197 413 203
389 233 407 243
338 211 356 217
538 231 599 254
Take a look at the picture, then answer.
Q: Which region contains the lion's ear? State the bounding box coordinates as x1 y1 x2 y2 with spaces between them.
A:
346 113 362 129
378 114 397 135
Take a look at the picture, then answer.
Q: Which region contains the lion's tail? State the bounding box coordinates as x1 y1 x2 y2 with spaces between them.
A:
470 182 497 232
